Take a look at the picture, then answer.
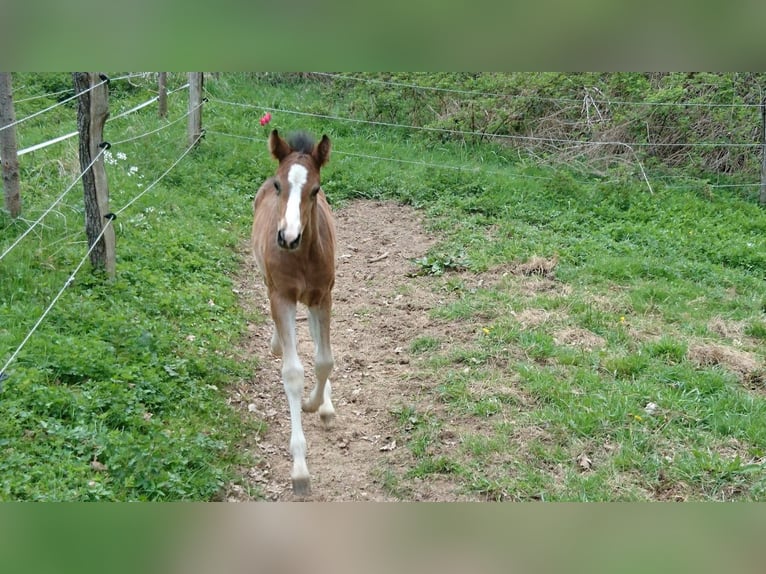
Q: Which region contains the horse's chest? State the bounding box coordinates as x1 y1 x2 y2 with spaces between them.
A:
265 256 334 303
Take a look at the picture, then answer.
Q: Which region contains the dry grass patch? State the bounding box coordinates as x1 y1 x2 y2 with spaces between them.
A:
513 308 552 329
515 255 559 278
687 342 765 387
554 327 607 351
707 317 747 340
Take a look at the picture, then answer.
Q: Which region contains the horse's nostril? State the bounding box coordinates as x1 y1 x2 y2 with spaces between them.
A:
277 229 301 249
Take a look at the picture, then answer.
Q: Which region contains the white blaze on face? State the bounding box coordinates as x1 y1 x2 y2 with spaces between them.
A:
282 164 308 245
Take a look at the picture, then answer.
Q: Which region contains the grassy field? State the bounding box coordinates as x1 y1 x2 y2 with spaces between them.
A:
1 73 765 500
394 174 766 500
1 73 263 500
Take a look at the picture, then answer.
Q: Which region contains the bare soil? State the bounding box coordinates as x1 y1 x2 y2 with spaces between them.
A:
226 200 474 501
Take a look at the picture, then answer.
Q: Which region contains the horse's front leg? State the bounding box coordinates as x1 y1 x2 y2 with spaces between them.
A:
269 325 282 357
302 300 335 427
271 295 310 495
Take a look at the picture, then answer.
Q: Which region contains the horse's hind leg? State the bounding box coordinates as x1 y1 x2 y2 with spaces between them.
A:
303 302 335 427
271 296 310 495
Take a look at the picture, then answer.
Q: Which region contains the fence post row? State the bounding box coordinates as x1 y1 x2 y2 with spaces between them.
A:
73 72 116 278
188 72 203 147
0 72 21 218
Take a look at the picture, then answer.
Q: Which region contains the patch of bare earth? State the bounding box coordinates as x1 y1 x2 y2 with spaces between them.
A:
226 200 485 501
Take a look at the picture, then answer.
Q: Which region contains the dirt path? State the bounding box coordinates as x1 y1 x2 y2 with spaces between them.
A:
226 200 473 501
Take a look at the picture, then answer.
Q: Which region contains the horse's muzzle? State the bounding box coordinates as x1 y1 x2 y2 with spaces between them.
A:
277 229 301 250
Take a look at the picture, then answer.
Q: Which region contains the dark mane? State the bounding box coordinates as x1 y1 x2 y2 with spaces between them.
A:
287 131 316 154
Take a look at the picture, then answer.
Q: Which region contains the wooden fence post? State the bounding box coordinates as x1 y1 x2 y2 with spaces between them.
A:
158 72 168 119
0 72 21 218
73 72 116 278
188 72 203 147
760 97 766 207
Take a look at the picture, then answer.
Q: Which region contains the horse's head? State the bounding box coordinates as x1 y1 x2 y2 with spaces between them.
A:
269 129 331 251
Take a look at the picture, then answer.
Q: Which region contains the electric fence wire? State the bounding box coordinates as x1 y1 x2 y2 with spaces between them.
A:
3 82 199 263
0 217 115 383
0 131 204 381
207 95 763 191
0 146 108 263
16 82 192 156
111 95 197 146
112 131 203 216
207 96 759 149
8 73 148 106
313 72 765 109
0 77 108 134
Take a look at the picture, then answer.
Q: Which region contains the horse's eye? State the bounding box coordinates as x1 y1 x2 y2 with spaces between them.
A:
274 180 281 194
311 186 320 197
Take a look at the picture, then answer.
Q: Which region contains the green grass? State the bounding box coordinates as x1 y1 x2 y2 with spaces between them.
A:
409 336 442 355
3 73 766 500
1 74 264 500
303 73 766 500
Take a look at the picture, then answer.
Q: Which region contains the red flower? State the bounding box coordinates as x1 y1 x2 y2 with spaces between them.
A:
260 112 272 126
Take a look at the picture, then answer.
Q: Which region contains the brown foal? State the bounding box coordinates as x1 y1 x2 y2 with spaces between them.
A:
251 129 336 495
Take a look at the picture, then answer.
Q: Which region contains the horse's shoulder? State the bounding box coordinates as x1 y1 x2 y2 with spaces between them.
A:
316 192 336 228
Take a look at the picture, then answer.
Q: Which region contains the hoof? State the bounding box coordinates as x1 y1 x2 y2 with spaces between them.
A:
319 410 335 428
292 476 311 496
301 399 319 413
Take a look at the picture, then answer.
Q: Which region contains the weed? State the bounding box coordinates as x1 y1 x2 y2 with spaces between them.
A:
413 250 471 276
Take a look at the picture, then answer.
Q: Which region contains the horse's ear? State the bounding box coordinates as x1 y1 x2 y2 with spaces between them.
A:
313 135 331 167
269 129 291 161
